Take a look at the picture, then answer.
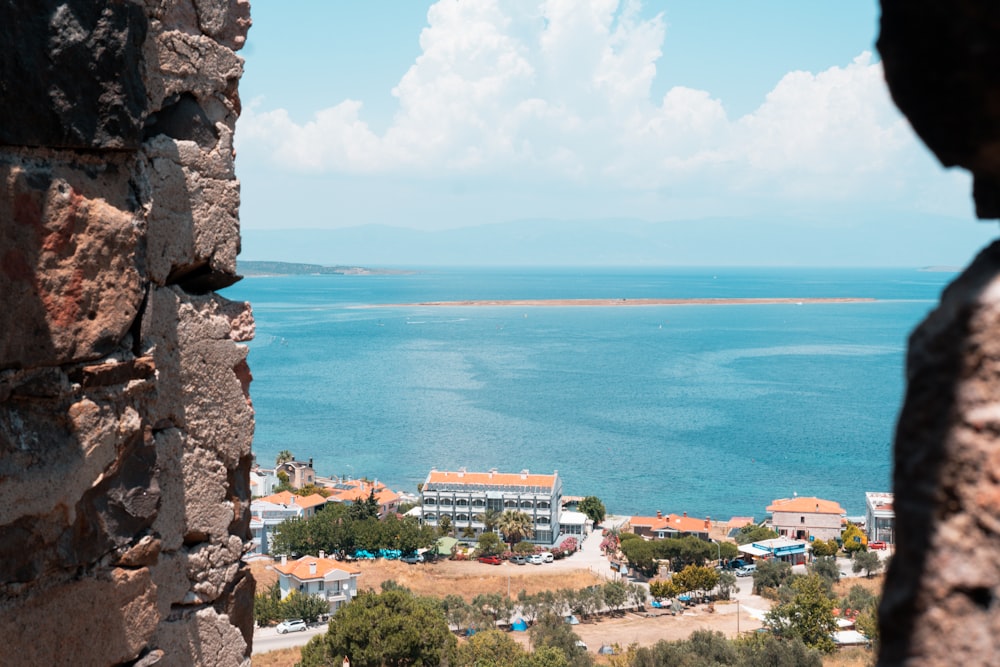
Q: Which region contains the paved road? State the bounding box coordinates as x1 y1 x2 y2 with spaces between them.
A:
253 623 326 655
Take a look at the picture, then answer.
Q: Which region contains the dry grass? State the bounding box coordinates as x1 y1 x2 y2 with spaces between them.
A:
353 559 605 600
832 574 884 599
248 558 280 590
823 646 874 666
251 647 299 667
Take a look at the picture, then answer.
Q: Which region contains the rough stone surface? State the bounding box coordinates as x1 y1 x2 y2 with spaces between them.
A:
0 1 148 149
0 1 254 664
879 1 1000 218
878 2 1000 665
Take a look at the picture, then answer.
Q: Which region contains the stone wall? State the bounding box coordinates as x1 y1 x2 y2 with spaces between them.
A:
0 1 254 665
878 2 1000 665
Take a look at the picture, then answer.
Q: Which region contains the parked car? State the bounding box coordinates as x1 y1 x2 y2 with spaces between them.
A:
478 555 503 565
540 552 554 563
510 554 528 565
529 554 544 565
735 564 756 577
869 540 887 550
401 553 424 564
276 619 307 634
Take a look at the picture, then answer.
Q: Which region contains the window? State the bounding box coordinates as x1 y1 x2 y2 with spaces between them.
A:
800 516 805 523
537 501 550 509
456 498 469 506
537 516 550 524
472 499 485 507
456 513 469 522
521 500 533 508
319 581 324 591
440 498 453 506
424 498 437 505
424 513 437 521
504 499 518 508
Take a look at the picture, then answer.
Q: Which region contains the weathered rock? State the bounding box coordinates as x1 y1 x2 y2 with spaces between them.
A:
0 0 254 662
0 567 159 667
0 160 144 370
0 1 148 149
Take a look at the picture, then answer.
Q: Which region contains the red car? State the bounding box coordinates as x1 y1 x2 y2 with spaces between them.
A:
869 541 887 550
477 555 503 565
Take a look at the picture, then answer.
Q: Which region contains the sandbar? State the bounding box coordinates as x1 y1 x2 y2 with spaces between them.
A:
376 297 874 307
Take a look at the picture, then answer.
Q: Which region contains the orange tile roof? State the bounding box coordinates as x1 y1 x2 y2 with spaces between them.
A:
767 496 846 515
631 513 711 534
426 470 556 488
273 556 361 579
259 491 328 509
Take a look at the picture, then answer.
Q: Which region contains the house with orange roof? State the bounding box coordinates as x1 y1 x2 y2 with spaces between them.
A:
273 553 361 613
628 511 713 541
420 468 563 545
248 491 329 556
766 496 846 542
323 479 400 517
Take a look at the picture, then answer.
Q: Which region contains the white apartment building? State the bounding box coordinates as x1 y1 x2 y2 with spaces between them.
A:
865 491 895 544
420 468 562 546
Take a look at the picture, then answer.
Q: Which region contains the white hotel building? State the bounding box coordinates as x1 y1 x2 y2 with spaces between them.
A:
420 469 563 546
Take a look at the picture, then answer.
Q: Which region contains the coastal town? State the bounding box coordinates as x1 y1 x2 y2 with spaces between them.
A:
248 455 894 664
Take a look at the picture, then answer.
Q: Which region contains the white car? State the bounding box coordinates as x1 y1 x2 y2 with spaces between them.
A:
276 619 307 634
735 565 756 577
540 552 554 563
529 554 544 565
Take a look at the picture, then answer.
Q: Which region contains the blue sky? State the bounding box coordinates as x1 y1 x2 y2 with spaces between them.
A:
234 1 997 266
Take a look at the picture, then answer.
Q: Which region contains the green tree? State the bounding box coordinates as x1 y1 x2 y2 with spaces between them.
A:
619 537 657 577
275 469 293 493
497 510 534 549
852 549 883 578
734 524 779 545
254 581 282 627
529 613 591 666
322 589 457 667
276 450 294 465
481 508 501 533
854 601 880 646
455 630 526 667
810 539 838 557
577 496 606 525
472 592 513 628
809 555 840 590
602 581 628 613
734 632 823 667
672 565 720 599
438 514 453 537
282 590 330 623
765 575 837 653
442 594 469 632
476 530 504 556
649 579 681 600
716 571 738 600
841 523 866 554
752 559 793 596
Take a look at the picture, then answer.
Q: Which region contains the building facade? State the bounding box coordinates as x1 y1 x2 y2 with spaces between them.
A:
420 469 562 545
865 492 895 544
273 554 361 613
766 496 846 542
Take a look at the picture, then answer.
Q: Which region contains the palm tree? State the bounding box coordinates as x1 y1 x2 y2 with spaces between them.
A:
275 450 294 466
497 510 534 550
483 508 501 533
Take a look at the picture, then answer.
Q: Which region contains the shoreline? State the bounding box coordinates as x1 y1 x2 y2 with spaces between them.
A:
373 297 875 308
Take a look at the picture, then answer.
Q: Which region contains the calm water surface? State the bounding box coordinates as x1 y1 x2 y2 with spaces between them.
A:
223 267 952 519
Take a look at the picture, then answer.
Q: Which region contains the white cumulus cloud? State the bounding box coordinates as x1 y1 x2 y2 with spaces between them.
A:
236 0 938 210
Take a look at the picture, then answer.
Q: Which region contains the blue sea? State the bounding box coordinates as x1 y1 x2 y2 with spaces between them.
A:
222 267 954 521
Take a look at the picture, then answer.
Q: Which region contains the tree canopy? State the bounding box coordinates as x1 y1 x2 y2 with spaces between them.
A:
577 496 606 525
270 503 437 558
320 589 456 667
764 574 837 653
852 550 883 578
734 524 779 545
498 510 534 548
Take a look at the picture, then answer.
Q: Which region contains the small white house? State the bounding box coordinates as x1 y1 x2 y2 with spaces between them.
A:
273 554 362 613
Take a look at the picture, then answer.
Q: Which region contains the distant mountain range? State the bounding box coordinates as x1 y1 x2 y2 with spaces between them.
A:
239 215 993 268
237 260 407 276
